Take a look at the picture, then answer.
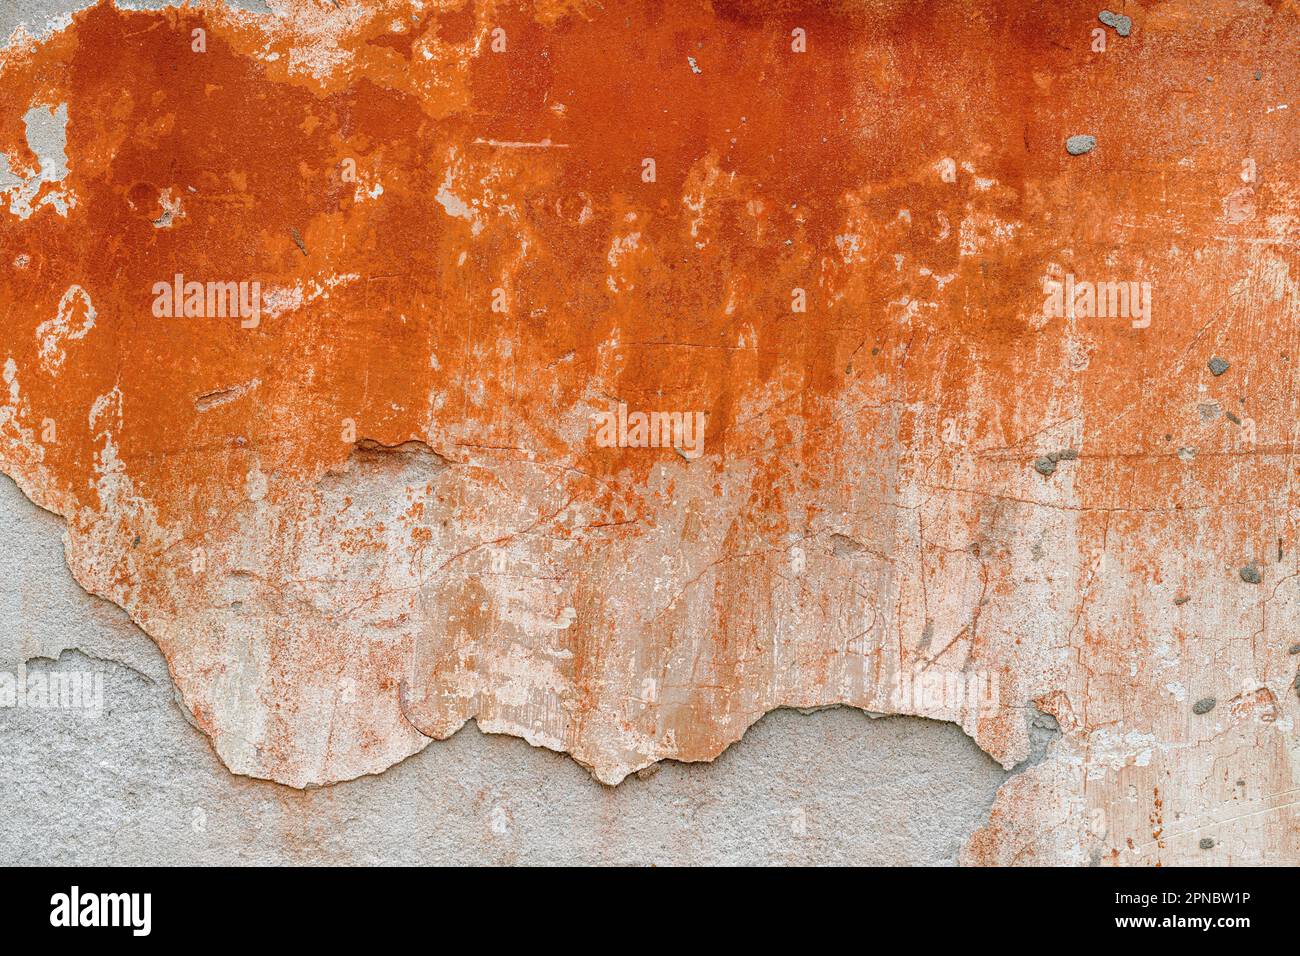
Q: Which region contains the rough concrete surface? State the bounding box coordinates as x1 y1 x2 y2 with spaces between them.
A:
1 476 1006 864
2 0 1300 866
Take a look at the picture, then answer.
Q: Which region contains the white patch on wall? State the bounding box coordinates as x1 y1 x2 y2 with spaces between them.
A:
606 232 641 293
152 187 185 229
3 357 18 407
261 272 359 320
0 103 74 219
960 161 997 191
35 285 96 374
435 153 483 235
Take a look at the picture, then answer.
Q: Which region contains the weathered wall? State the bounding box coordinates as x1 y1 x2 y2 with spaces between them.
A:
2 0 1299 865
0 474 1009 864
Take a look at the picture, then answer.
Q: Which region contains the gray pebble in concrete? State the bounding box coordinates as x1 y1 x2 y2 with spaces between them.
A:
1066 135 1097 156
1098 11 1132 37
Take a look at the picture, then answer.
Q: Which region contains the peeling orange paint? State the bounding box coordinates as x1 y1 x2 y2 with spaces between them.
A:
3 0 1300 864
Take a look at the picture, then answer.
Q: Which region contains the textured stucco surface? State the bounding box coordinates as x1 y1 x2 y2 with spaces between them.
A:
0 476 1008 865
3 0 1300 866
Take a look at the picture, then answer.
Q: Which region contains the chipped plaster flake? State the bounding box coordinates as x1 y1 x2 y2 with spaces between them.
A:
957 211 1020 257
35 284 95 373
835 233 864 264
3 358 19 407
258 0 372 80
917 266 956 290
472 137 569 149
960 161 996 191
0 102 73 219
2 12 76 48
260 272 359 319
355 177 383 202
606 231 641 291
88 386 120 433
195 377 260 412
0 356 39 455
151 187 185 228
434 160 482 235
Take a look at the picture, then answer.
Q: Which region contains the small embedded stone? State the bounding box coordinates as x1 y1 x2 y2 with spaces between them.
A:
1198 837 1215 850
1040 449 1077 470
1098 11 1132 36
1174 595 1190 606
1192 697 1216 715
1288 643 1300 655
1066 135 1097 156
1239 563 1262 584
1208 357 1230 376
1033 456 1057 476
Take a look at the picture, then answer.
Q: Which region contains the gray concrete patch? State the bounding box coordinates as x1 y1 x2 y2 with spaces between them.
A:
0 474 1008 865
1 0 274 48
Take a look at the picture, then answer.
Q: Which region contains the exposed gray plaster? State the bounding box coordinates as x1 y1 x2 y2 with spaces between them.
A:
0 473 1009 865
1 0 274 48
